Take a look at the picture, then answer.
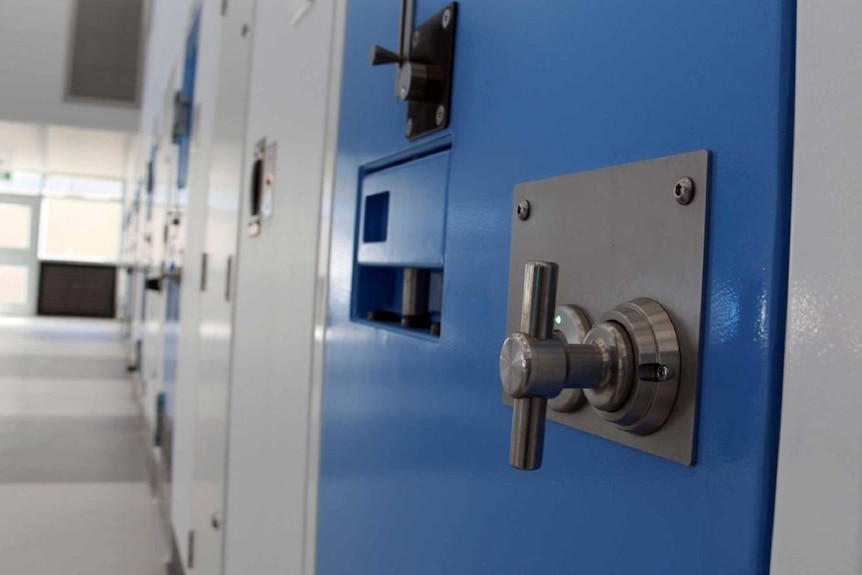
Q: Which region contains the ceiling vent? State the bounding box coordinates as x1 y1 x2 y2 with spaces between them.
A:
66 0 144 105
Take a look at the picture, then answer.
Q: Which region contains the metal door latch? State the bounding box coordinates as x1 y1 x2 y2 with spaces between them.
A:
370 0 457 140
172 91 191 144
248 138 277 237
500 261 680 470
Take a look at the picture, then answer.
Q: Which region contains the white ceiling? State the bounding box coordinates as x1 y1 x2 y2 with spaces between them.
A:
0 0 139 132
0 120 133 179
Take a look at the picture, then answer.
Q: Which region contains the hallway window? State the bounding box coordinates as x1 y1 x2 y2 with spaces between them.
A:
39 198 122 262
0 171 42 196
0 265 28 305
0 203 32 249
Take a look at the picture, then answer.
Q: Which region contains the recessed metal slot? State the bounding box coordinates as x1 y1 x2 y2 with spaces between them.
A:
357 265 443 337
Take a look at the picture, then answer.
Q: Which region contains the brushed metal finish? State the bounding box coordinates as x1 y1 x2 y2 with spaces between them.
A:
502 296 680 442
582 321 634 413
509 396 547 472
509 261 557 470
502 262 682 468
548 305 589 412
500 333 568 399
519 262 557 338
507 151 708 464
589 299 679 435
500 333 604 399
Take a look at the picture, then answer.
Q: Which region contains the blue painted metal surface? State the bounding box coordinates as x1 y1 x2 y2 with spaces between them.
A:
176 5 201 190
319 1 795 573
357 150 450 267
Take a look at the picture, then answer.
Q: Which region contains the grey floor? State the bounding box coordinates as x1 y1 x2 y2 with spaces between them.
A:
0 317 168 574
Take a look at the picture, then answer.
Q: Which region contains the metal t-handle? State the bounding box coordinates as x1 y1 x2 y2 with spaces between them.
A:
509 262 558 470
501 264 682 469
369 0 416 100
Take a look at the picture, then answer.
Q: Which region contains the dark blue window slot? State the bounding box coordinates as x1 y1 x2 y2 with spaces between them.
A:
363 192 390 243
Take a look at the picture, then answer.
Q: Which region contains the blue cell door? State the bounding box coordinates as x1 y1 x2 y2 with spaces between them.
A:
319 1 795 573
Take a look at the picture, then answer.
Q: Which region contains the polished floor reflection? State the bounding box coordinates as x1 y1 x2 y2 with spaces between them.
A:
0 317 167 574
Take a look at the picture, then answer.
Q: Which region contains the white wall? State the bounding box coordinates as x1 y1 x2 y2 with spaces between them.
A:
0 0 138 131
770 2 862 572
222 1 343 573
0 120 133 179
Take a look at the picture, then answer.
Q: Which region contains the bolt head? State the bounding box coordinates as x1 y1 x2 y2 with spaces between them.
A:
435 105 446 126
674 177 695 205
442 8 452 29
412 30 420 48
516 200 531 221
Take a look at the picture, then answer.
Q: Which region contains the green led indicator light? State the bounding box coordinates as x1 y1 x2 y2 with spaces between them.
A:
554 314 562 326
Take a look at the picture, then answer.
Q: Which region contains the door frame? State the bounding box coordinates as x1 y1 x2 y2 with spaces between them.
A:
770 1 862 572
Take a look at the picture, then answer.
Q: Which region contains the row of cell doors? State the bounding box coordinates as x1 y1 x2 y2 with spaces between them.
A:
0 195 40 315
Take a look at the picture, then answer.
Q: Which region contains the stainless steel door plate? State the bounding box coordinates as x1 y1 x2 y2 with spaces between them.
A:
504 151 709 465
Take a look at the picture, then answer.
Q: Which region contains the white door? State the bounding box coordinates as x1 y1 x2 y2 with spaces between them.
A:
0 194 40 316
221 1 343 572
771 1 862 572
191 0 255 572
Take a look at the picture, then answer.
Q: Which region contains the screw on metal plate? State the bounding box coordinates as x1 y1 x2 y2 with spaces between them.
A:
442 8 452 29
435 105 446 126
516 200 531 221
412 30 420 48
405 118 414 137
674 177 695 205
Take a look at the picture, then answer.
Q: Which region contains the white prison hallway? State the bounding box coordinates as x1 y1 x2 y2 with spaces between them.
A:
0 317 167 574
0 0 860 573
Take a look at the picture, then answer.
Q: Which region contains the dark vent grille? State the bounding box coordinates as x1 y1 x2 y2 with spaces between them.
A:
67 0 144 103
38 262 117 318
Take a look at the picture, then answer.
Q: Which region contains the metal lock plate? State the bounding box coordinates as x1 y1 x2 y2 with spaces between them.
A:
505 151 709 464
248 138 278 237
406 3 457 140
